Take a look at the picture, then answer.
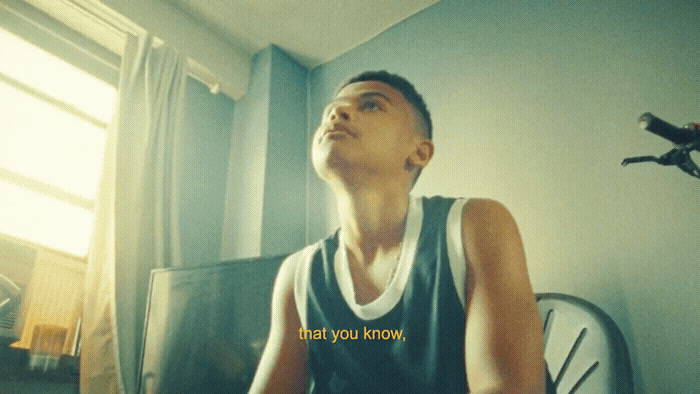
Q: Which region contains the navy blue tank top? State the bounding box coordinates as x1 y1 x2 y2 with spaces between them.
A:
305 196 468 393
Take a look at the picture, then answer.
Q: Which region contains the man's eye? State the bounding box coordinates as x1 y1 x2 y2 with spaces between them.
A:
360 101 381 111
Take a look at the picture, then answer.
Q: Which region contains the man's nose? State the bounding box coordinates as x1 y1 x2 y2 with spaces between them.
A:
328 103 350 121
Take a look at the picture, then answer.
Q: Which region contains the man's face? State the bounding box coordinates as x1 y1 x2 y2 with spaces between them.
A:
311 80 423 183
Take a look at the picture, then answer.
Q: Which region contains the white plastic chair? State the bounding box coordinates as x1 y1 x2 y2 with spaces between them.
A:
536 293 634 393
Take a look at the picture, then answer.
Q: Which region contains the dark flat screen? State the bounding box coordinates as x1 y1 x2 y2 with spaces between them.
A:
138 255 286 393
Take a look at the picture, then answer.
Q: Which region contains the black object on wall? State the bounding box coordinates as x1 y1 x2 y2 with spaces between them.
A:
622 113 700 179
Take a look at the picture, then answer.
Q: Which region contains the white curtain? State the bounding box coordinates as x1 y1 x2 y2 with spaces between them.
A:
81 33 187 393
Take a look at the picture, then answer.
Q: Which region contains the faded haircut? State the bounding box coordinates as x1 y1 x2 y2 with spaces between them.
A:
336 70 432 140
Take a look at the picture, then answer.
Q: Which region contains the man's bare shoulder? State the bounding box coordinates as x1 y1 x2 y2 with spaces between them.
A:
461 198 524 271
462 198 519 235
274 242 322 297
278 248 305 278
463 197 514 222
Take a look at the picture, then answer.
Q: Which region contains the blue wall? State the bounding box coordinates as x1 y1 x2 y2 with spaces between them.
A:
180 77 234 267
221 46 308 259
261 47 308 256
308 0 700 392
222 48 273 259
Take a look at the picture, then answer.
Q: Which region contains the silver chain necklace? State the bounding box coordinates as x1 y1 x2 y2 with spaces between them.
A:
385 242 402 289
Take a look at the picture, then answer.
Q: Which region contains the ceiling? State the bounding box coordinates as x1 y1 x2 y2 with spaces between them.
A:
164 0 441 69
16 0 441 98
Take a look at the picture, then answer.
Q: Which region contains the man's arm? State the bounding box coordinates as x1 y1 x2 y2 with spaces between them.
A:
462 198 545 393
249 255 308 393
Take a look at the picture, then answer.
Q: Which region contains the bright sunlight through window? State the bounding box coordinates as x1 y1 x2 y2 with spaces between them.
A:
0 27 116 257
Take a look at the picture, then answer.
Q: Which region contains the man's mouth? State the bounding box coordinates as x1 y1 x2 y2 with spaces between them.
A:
321 123 356 139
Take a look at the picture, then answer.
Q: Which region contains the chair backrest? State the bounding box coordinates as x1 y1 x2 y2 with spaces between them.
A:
536 293 634 394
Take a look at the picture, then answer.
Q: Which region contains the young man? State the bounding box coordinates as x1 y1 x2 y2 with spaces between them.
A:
250 71 548 393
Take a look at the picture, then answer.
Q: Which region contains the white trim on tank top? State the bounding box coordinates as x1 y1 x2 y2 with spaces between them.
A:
294 196 468 327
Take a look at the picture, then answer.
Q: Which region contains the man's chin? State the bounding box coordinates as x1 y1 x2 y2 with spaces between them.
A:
312 155 357 185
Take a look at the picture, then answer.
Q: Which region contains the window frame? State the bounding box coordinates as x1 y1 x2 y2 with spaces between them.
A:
0 0 120 259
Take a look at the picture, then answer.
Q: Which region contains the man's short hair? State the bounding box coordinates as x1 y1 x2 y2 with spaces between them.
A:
336 71 432 140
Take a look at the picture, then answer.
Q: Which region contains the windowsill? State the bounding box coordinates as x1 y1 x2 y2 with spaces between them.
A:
0 340 79 384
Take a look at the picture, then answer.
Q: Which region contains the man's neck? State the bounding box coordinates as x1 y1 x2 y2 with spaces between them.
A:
333 181 410 267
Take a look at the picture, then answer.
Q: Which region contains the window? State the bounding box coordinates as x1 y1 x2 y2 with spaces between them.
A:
0 27 116 258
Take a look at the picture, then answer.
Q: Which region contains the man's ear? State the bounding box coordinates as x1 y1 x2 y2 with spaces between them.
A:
406 139 434 169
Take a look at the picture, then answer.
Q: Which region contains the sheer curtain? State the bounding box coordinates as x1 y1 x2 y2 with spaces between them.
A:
81 33 187 393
